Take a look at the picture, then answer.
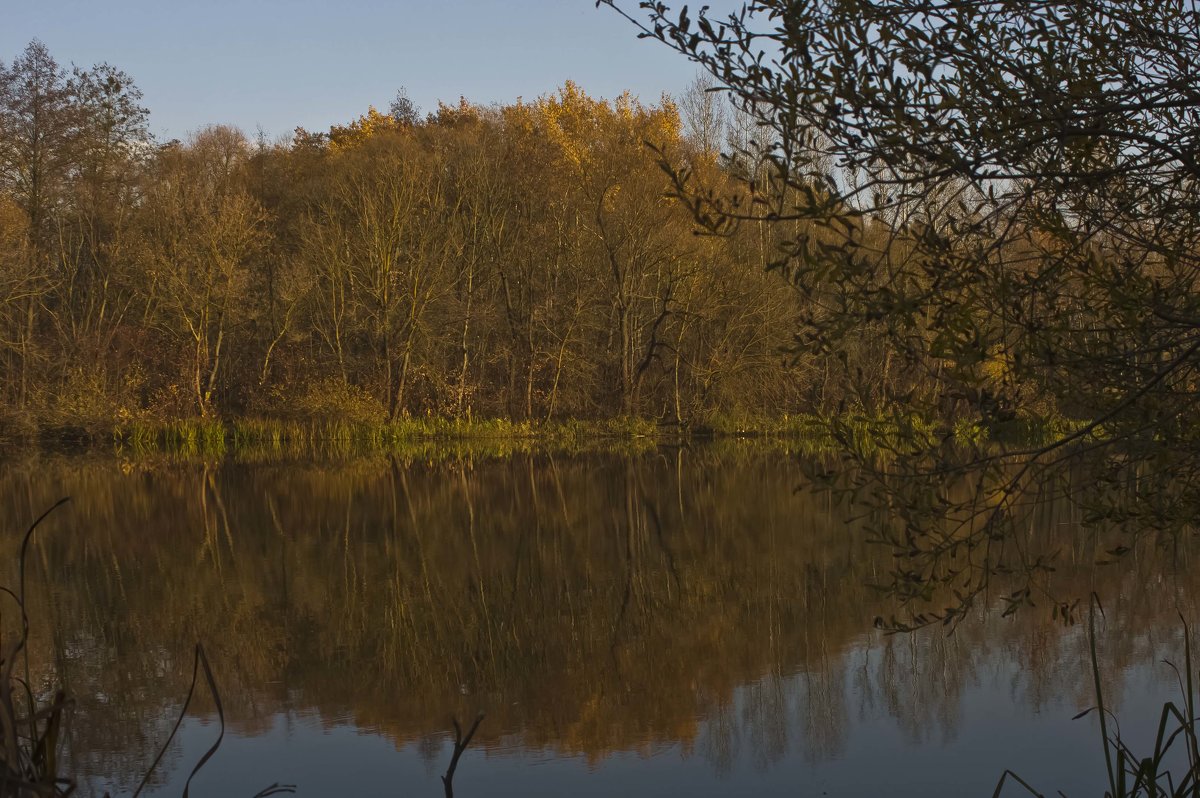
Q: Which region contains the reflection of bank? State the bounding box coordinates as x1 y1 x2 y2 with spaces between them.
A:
3 450 1191 795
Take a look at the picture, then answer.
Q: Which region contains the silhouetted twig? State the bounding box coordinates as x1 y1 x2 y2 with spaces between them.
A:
441 713 484 798
132 643 295 798
132 644 222 798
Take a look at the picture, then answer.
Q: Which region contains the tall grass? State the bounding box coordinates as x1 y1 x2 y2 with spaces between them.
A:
2 501 295 798
1 499 71 798
116 415 684 460
995 598 1200 798
98 409 1080 461
114 419 227 458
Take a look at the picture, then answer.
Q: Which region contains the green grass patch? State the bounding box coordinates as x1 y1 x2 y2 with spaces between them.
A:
79 409 1083 462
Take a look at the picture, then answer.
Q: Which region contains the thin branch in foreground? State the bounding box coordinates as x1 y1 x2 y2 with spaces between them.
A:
441 713 484 798
132 644 295 798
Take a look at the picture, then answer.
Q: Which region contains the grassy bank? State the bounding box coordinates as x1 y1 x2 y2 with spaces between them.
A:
116 416 669 459
108 415 814 459
0 410 1077 461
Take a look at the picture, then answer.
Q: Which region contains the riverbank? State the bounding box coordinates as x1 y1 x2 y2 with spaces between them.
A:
0 411 1073 461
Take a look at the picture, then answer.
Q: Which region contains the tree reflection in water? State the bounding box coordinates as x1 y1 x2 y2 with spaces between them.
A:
0 448 1191 794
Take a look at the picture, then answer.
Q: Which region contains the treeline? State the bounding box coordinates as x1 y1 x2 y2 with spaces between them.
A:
0 40 843 437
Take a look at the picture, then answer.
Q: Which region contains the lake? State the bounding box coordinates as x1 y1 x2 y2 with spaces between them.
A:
1 447 1192 796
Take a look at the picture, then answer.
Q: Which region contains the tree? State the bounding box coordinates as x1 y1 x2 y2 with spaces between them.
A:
678 73 728 160
427 104 508 417
0 195 47 412
141 127 266 417
526 83 692 416
302 128 451 417
0 41 152 420
0 41 74 408
0 40 75 253
54 62 151 383
388 88 420 127
602 0 1200 626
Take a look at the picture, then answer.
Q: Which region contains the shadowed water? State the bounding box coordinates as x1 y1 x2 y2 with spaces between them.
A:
1 448 1193 796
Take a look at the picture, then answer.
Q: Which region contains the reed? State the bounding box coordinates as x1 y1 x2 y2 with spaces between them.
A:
995 598 1200 797
0 499 71 798
94 409 1092 472
1 501 295 798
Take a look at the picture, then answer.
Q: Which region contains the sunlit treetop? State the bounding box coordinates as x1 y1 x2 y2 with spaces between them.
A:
501 80 681 173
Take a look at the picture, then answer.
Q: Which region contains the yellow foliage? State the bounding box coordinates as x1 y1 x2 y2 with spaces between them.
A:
327 105 408 152
519 81 683 174
982 344 1013 385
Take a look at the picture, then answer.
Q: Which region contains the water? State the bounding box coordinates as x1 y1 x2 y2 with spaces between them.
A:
1 448 1192 796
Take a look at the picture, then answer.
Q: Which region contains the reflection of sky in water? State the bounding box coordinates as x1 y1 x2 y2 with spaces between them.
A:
9 452 1193 797
123 651 1184 797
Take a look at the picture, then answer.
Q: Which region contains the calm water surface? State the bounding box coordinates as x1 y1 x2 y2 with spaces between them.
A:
1 448 1191 796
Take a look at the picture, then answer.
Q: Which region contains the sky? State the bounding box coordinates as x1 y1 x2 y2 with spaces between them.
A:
1 0 718 142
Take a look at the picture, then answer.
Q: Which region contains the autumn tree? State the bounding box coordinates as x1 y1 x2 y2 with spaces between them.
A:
140 127 266 417
0 41 76 254
302 127 453 417
523 83 696 416
491 95 597 419
54 63 151 353
426 103 509 416
0 195 44 413
0 41 74 408
239 132 315 394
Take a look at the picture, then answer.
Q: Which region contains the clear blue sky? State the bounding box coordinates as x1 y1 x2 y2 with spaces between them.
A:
1 0 716 141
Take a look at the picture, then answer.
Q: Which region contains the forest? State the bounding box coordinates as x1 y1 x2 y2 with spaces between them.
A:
0 40 854 442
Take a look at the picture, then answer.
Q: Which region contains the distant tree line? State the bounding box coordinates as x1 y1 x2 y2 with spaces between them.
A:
0 40 884 434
